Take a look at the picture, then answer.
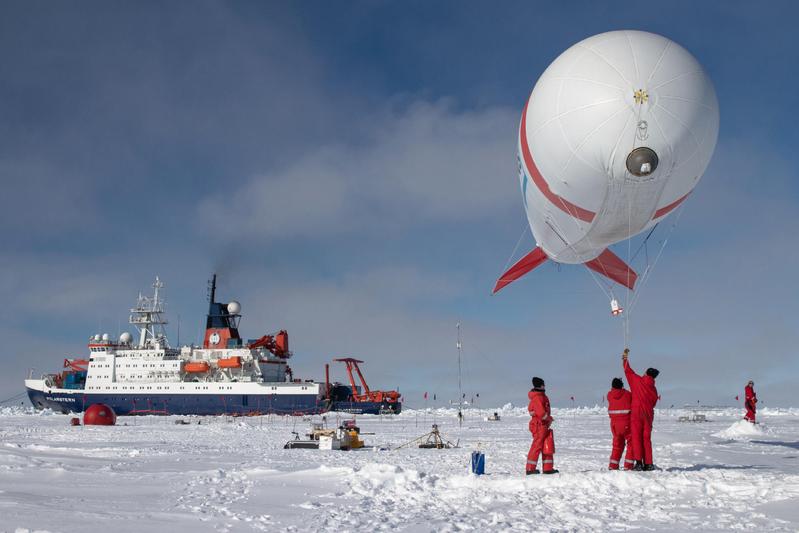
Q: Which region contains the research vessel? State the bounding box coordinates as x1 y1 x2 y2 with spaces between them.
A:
25 276 328 415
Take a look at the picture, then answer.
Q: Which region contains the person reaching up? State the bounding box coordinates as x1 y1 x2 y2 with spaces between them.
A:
622 349 659 471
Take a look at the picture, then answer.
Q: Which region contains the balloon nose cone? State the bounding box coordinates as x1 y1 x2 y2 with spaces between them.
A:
626 147 659 177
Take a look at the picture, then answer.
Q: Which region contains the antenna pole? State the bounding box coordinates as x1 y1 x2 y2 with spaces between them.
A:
456 322 463 427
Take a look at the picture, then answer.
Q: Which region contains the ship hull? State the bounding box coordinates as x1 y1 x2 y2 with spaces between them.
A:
330 401 402 415
26 387 329 416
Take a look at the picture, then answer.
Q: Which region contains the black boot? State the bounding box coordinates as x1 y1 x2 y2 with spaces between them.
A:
633 461 644 471
643 464 656 471
526 468 540 475
542 469 559 474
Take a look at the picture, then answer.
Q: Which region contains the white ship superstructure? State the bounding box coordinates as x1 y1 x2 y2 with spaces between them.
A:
26 276 326 415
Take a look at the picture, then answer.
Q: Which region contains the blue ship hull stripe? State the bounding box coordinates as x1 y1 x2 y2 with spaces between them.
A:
27 388 328 416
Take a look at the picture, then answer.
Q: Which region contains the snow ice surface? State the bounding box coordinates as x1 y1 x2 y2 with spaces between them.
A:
2 405 799 532
714 419 773 440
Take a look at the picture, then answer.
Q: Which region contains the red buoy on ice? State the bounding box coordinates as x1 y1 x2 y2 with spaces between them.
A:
83 403 117 426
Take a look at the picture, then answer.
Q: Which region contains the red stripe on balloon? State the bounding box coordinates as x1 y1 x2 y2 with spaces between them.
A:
653 192 690 219
519 100 596 223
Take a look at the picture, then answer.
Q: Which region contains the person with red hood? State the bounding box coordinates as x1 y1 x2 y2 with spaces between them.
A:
744 380 757 423
607 377 634 470
622 349 659 471
526 376 558 475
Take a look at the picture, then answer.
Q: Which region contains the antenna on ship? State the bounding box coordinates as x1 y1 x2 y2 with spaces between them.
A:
129 276 169 348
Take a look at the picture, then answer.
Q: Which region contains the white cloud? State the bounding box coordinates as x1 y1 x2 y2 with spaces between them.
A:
198 101 519 242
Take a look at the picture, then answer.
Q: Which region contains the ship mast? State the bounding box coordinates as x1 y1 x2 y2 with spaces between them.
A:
130 277 169 348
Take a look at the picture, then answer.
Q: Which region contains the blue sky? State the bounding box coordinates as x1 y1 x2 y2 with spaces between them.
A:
2 1 797 407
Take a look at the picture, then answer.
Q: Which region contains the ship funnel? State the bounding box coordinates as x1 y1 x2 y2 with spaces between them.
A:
203 274 241 349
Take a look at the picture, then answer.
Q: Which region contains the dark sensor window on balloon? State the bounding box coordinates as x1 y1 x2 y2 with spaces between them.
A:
626 147 659 177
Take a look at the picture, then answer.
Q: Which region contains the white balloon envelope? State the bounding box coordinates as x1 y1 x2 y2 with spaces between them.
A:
495 30 719 293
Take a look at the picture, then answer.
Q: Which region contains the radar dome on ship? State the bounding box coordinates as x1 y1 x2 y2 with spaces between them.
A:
119 332 133 344
101 333 110 341
94 334 101 341
227 301 241 315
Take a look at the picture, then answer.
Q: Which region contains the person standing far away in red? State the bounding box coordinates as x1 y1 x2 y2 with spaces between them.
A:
622 349 659 471
744 380 758 423
526 377 558 475
607 377 634 470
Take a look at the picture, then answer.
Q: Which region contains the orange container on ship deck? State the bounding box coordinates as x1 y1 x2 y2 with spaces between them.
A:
217 356 242 369
184 361 211 373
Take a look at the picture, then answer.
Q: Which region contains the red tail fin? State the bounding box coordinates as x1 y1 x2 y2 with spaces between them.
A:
493 247 548 294
585 249 637 290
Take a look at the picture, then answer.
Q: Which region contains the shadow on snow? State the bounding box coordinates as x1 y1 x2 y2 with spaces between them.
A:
751 440 799 451
666 464 772 472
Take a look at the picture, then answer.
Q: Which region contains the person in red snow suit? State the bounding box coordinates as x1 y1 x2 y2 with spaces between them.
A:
744 380 757 423
622 349 659 471
607 377 634 470
526 376 558 475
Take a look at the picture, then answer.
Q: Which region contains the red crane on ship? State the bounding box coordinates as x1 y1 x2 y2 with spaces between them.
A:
248 330 291 358
332 358 400 404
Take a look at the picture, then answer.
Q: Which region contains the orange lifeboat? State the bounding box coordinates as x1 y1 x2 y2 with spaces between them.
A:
217 356 242 369
184 361 211 373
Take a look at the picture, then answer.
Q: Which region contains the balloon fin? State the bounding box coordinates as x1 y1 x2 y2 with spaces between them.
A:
493 247 548 294
585 249 638 290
